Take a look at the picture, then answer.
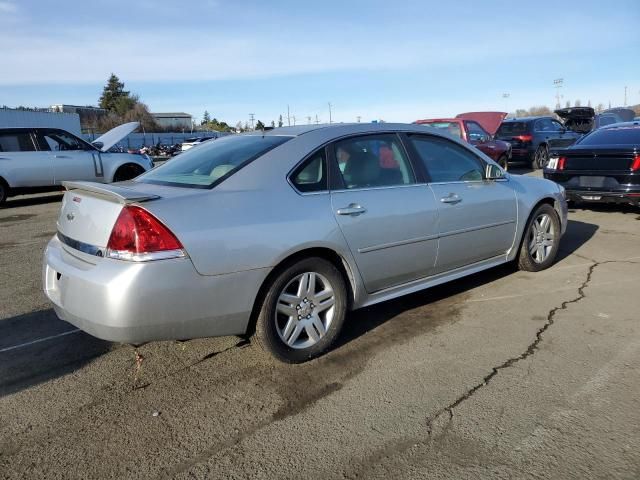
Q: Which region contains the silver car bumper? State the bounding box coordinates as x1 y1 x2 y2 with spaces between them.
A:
43 235 269 343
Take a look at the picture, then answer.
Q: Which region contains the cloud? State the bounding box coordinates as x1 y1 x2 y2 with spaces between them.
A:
0 1 16 13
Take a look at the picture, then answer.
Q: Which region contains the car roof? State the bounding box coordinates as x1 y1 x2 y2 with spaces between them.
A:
501 116 551 123
243 123 446 138
600 121 640 130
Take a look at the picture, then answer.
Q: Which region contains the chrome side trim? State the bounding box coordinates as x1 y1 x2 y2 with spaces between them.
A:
57 231 105 257
439 220 516 239
358 234 439 253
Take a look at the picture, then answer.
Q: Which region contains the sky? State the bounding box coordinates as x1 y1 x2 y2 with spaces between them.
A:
1 0 639 126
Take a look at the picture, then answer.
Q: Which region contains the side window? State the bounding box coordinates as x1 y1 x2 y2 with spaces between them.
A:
0 132 36 152
535 118 554 132
42 130 87 151
550 120 564 131
333 134 415 189
465 121 489 141
290 149 327 193
410 135 484 183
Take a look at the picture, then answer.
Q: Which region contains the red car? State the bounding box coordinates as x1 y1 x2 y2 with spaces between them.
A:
415 112 512 170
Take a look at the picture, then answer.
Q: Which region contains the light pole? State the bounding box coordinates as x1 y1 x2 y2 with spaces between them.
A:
502 93 510 116
553 78 564 109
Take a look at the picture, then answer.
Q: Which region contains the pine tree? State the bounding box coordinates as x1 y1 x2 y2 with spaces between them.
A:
99 74 130 112
270 120 275 128
278 115 283 128
202 110 211 125
255 120 265 130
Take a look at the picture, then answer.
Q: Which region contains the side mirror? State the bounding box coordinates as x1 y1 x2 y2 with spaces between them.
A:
485 163 506 180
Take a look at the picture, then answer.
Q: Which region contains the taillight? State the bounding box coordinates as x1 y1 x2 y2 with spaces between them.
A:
514 135 533 142
558 156 566 170
631 155 640 171
106 205 185 261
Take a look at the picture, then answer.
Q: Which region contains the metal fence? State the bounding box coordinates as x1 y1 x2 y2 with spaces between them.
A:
82 131 232 150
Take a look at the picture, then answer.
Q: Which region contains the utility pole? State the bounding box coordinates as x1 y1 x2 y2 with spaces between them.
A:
249 113 255 130
328 102 332 124
287 105 291 126
315 114 319 124
553 78 563 109
292 115 296 126
624 86 628 106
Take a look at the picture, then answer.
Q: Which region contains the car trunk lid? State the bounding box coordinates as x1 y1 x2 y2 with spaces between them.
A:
560 148 637 171
554 107 595 134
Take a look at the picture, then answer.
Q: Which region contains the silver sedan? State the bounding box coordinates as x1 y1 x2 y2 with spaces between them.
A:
43 123 567 363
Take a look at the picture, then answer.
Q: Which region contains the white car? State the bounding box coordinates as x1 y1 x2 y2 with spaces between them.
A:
180 136 216 152
0 122 153 204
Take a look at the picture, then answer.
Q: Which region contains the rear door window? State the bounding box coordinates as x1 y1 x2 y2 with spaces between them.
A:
40 130 89 151
290 149 327 193
465 121 489 141
0 131 36 152
332 134 416 189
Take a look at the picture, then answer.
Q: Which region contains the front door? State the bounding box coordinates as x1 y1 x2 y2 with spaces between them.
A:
37 129 101 184
407 133 517 273
330 134 439 293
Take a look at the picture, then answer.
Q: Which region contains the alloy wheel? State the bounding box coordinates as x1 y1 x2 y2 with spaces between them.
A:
528 213 555 263
274 271 335 349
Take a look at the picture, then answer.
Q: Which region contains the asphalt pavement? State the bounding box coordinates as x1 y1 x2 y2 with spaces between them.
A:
1 173 639 479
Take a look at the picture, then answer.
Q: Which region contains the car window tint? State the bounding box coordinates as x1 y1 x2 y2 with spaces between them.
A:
290 149 327 193
497 122 528 136
421 122 463 139
410 135 484 183
465 121 488 141
333 134 415 189
0 132 36 152
43 131 87 151
577 126 640 146
139 134 291 188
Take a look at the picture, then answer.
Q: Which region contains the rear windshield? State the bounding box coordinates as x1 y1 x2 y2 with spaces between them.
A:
138 135 291 188
496 122 528 136
421 122 462 139
577 126 640 146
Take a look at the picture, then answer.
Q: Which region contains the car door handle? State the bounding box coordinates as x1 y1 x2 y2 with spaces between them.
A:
336 204 367 216
54 155 71 159
440 193 462 204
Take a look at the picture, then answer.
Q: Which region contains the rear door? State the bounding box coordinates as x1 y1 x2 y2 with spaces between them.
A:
407 134 517 273
537 119 580 149
37 129 103 184
329 133 440 292
0 129 54 187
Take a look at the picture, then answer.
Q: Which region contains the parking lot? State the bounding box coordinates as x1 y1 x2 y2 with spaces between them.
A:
1 170 639 479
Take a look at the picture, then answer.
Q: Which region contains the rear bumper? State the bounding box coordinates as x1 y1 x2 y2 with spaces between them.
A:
510 147 534 161
565 190 640 205
43 235 269 343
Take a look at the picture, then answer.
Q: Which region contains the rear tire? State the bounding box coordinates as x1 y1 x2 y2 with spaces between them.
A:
254 257 347 363
518 203 560 272
533 145 548 170
113 164 145 182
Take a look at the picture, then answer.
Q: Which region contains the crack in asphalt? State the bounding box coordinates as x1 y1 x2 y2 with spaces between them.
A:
424 259 639 436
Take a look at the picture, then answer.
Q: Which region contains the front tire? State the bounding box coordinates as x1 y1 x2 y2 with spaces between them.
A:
113 164 145 182
518 204 560 272
254 257 347 363
497 155 509 171
0 181 7 206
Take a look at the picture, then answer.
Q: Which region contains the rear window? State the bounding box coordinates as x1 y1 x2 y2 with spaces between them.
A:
138 135 291 188
577 126 640 146
421 122 462 139
496 122 528 136
0 132 36 152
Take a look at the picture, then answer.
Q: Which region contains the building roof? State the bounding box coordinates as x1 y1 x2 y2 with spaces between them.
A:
151 112 192 118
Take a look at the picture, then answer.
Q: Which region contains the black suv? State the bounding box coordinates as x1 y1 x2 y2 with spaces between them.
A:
496 116 582 169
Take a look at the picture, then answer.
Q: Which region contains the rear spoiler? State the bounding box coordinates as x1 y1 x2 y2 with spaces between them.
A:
62 181 161 204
